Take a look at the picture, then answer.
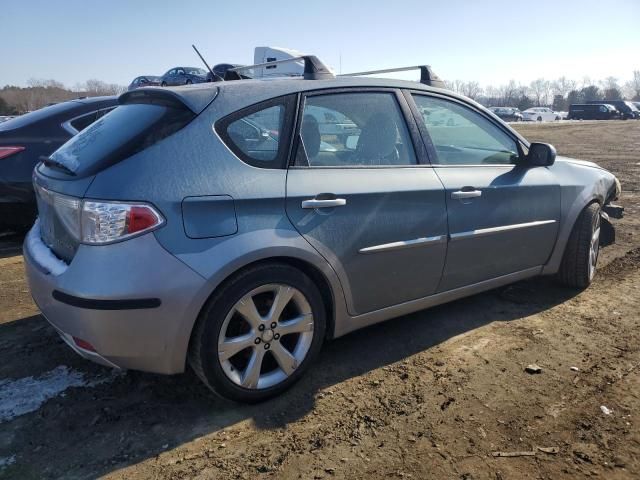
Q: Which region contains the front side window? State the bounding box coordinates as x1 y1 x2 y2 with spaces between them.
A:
412 95 519 165
296 92 416 167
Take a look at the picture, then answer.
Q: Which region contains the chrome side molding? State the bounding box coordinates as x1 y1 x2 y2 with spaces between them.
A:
450 220 556 242
359 235 446 254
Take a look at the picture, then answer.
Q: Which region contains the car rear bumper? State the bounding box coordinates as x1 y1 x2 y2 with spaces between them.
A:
23 223 208 374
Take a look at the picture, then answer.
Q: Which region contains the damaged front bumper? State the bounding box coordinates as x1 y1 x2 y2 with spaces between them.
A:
600 203 624 247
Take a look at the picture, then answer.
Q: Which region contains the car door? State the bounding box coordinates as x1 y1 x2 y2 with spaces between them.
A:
286 90 448 316
176 68 186 85
409 92 560 292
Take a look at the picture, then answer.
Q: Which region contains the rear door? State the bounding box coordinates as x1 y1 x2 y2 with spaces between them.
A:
285 89 448 316
409 92 560 291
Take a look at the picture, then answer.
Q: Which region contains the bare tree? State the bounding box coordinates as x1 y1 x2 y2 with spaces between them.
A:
552 76 576 99
529 78 551 106
623 70 640 100
460 81 482 100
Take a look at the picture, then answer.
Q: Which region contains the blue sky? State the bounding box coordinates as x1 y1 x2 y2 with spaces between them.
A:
2 0 639 88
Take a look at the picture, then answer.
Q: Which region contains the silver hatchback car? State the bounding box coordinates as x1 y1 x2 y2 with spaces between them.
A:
25 58 622 402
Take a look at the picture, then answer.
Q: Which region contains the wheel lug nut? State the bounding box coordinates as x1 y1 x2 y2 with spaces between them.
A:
270 322 277 329
254 338 261 344
258 324 265 331
264 343 270 350
274 333 280 340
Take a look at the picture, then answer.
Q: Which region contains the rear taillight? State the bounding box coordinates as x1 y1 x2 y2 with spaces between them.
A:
36 184 164 244
0 146 25 160
81 201 164 244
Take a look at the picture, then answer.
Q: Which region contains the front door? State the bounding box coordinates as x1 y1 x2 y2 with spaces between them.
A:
286 90 448 315
410 93 560 291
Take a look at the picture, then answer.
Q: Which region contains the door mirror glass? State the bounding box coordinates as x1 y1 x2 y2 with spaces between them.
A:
526 142 556 167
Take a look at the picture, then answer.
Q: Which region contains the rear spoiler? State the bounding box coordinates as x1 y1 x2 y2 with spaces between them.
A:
119 86 218 115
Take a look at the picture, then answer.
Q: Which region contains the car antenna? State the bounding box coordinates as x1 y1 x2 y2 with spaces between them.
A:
192 44 223 81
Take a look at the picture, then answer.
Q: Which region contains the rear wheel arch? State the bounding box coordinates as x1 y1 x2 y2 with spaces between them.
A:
189 256 337 348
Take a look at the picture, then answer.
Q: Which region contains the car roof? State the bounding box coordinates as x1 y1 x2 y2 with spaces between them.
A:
135 76 461 115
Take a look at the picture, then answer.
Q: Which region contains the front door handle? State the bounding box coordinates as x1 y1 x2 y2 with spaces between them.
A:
301 198 347 209
451 189 482 200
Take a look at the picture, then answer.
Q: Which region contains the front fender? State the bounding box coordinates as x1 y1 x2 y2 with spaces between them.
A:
542 164 614 275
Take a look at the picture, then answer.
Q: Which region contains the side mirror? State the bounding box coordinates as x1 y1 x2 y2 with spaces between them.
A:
526 142 556 167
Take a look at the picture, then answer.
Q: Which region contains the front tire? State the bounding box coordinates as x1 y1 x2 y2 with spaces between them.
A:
189 263 326 403
557 203 601 288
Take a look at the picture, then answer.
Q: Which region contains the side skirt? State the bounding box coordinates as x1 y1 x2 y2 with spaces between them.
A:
333 266 542 337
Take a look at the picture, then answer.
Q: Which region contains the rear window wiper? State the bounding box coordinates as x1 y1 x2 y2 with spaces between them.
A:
41 157 77 176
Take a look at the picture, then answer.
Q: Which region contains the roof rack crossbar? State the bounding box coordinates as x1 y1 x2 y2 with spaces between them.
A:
225 55 334 81
338 65 446 89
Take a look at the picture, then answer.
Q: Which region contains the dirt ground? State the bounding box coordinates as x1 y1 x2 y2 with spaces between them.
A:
0 121 638 480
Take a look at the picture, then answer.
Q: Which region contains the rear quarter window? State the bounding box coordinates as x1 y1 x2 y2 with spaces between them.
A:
215 94 296 169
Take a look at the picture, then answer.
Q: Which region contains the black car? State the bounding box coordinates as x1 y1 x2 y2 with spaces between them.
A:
0 96 117 232
128 75 161 91
568 103 621 120
159 67 209 86
587 100 639 119
489 107 523 122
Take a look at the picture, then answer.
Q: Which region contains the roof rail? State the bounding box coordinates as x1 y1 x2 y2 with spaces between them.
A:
224 55 334 81
338 65 446 89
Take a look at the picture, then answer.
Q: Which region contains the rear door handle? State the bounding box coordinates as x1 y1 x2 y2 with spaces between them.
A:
301 198 347 209
451 190 482 200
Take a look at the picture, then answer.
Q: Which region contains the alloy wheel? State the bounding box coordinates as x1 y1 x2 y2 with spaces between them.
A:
217 284 314 390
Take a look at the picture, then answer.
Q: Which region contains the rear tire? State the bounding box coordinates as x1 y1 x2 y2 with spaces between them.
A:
189 263 326 403
537 116 542 122
161 81 167 87
557 203 601 288
186 79 192 85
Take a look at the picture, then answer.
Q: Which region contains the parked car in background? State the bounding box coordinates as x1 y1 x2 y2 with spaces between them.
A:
587 100 639 119
568 103 621 120
521 107 560 121
633 101 640 111
0 96 117 232
159 67 209 86
128 75 161 90
24 59 622 403
554 111 568 120
210 63 244 81
489 107 523 122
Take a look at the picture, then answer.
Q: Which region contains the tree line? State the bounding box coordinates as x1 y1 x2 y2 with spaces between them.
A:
2 71 639 116
0 79 126 115
447 71 640 111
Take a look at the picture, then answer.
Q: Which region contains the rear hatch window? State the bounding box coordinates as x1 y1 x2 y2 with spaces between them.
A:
47 103 194 177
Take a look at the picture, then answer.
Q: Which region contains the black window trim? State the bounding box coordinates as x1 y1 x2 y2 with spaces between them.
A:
287 86 431 169
214 94 297 169
404 89 530 168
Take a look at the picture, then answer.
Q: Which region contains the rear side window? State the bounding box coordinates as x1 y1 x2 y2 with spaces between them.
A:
69 112 97 132
49 104 194 177
216 95 295 169
295 92 417 167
